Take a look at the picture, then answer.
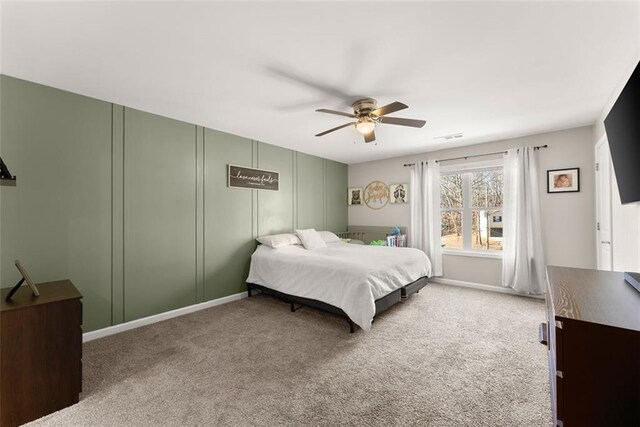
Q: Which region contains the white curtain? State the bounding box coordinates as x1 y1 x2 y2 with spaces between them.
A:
410 161 443 277
502 147 546 295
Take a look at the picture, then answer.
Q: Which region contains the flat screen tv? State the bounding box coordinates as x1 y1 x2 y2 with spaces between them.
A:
604 61 640 204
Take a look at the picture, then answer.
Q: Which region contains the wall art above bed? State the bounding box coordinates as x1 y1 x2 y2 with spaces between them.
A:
389 183 408 204
348 187 363 205
228 164 279 191
364 181 390 209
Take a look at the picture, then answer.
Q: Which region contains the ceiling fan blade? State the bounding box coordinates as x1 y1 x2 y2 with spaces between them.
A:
315 122 354 137
364 130 376 143
378 116 426 128
315 109 356 118
372 101 408 117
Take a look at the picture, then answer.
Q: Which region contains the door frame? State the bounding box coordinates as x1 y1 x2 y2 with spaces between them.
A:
594 134 613 270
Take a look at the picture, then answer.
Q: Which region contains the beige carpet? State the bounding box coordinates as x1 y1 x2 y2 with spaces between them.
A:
29 283 551 426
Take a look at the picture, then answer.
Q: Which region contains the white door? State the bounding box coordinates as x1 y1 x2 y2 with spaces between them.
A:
595 137 613 270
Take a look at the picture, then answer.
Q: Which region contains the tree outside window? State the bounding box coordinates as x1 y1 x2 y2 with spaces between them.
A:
440 167 503 251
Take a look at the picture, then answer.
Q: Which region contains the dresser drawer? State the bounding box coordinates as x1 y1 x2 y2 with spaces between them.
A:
556 371 564 423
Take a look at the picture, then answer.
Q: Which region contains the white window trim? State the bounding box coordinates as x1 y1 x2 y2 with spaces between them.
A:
442 248 503 259
440 158 504 255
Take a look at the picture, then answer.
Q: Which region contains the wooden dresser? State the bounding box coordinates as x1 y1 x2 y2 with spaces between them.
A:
543 266 640 427
1 280 82 427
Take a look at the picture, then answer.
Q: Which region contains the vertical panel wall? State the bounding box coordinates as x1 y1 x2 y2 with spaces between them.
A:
123 108 197 321
0 76 112 331
296 153 326 230
257 142 295 236
0 76 347 332
111 105 125 325
325 160 348 232
204 129 254 301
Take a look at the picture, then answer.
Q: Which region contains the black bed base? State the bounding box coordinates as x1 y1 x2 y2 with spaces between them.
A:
247 276 429 333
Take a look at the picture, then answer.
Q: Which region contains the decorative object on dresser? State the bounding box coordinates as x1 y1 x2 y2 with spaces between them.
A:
542 266 639 427
1 280 83 427
5 260 40 302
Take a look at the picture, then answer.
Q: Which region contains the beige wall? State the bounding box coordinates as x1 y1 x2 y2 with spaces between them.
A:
348 125 596 287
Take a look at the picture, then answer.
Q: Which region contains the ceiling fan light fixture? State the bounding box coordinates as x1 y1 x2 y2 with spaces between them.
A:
315 98 424 144
356 117 376 134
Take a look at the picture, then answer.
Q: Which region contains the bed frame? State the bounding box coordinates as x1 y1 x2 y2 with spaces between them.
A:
247 276 429 333
336 225 408 245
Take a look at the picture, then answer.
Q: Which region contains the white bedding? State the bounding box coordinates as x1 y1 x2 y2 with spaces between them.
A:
246 242 432 331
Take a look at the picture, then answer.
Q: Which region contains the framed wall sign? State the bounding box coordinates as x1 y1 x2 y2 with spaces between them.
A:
228 165 279 191
364 181 390 209
547 168 579 193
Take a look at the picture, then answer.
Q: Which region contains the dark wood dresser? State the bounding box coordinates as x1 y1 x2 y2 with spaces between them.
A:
1 280 82 427
543 266 640 427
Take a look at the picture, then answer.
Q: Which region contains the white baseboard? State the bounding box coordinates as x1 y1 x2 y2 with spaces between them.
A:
83 291 248 343
430 278 544 300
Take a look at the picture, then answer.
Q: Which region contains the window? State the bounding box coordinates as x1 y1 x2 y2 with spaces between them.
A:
440 164 504 252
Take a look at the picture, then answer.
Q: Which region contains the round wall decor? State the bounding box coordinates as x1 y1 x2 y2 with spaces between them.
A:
364 181 390 210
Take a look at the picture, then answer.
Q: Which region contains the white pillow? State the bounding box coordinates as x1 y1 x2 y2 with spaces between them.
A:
318 231 341 243
257 233 301 248
295 229 327 250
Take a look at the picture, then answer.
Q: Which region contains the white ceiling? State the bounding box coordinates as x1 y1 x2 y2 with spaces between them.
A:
1 1 639 164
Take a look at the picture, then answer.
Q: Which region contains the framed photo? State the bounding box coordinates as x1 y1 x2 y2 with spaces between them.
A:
348 187 363 205
14 260 39 296
389 183 408 204
547 168 580 193
5 260 39 301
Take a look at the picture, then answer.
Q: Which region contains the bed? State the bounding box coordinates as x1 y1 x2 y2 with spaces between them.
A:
246 239 432 332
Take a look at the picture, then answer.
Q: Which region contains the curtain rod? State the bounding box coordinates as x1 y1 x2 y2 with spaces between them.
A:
403 145 548 167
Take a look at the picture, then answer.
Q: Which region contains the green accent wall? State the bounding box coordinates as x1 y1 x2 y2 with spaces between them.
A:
0 76 112 332
0 75 347 332
296 153 326 230
123 108 198 321
203 129 254 301
257 142 295 236
325 160 349 232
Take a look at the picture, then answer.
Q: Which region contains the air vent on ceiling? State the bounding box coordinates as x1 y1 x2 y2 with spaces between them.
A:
434 133 463 140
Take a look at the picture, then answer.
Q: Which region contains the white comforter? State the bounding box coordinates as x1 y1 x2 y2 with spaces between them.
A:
246 242 432 331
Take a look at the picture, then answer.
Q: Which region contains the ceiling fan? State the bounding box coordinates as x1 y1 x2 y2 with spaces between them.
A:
315 98 426 143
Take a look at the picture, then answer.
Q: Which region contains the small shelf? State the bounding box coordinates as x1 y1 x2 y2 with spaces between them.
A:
0 157 16 186
0 177 17 186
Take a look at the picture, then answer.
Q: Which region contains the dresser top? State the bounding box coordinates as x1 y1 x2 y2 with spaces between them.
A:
1 280 82 312
547 266 640 332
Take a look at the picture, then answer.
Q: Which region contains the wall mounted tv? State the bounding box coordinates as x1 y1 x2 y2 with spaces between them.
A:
604 60 640 204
